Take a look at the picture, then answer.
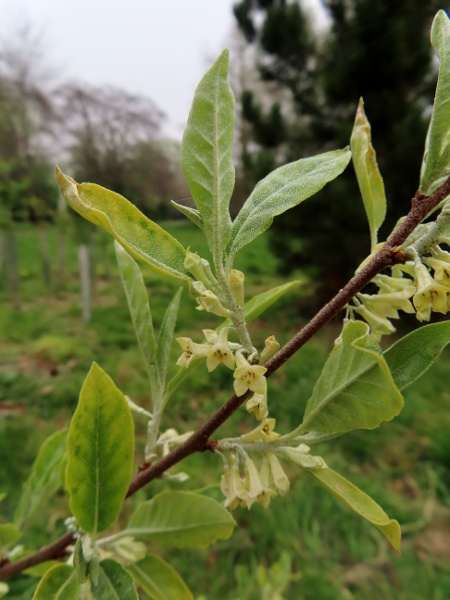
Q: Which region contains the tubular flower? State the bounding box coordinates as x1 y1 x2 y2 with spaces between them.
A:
245 392 269 421
203 328 235 372
220 460 248 510
259 335 280 364
239 418 280 443
242 455 276 509
175 337 212 368
228 269 245 306
423 246 450 287
413 261 450 321
261 452 290 496
233 353 267 397
196 290 231 318
352 297 396 341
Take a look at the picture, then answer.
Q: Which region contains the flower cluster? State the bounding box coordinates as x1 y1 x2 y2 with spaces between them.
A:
350 244 450 339
220 448 290 510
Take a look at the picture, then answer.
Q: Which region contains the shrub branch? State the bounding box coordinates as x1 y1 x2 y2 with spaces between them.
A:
0 175 449 582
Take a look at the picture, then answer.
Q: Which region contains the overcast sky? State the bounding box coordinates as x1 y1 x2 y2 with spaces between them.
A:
0 0 326 139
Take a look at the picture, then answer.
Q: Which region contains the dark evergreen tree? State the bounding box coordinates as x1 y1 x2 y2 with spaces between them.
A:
233 0 448 302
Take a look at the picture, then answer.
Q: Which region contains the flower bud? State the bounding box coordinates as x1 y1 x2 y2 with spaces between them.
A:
228 269 245 306
184 251 217 290
259 335 280 363
196 290 231 318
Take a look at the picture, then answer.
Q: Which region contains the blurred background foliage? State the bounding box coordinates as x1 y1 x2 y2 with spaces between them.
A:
1 2 450 599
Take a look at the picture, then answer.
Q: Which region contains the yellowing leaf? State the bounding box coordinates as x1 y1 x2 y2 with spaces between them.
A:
350 98 386 251
66 363 134 535
56 167 188 280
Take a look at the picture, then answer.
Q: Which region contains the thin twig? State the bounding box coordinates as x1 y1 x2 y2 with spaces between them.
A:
1 175 449 582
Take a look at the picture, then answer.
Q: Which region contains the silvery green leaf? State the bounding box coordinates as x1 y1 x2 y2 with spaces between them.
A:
181 49 234 257
226 148 351 261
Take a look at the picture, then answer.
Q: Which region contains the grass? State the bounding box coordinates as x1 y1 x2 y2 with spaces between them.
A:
1 223 450 599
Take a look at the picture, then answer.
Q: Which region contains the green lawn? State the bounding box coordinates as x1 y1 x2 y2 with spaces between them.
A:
1 224 449 599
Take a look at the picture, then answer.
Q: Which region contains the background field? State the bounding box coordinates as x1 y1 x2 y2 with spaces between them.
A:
1 223 450 599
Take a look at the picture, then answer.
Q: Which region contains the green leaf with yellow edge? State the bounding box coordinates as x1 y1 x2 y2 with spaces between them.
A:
15 429 67 529
91 559 138 600
32 564 80 600
66 363 134 535
309 467 401 552
128 555 193 600
350 98 386 251
164 280 300 400
0 523 20 550
56 167 188 280
226 148 351 262
181 49 234 257
296 320 403 437
127 491 235 548
420 10 450 194
384 320 450 390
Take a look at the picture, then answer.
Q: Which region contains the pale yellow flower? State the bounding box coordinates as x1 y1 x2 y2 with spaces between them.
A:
413 262 450 321
242 456 275 509
261 452 290 496
175 337 212 368
228 269 245 306
259 335 280 363
196 290 231 318
239 418 280 443
233 353 267 397
220 463 248 510
423 246 450 287
203 328 235 372
245 392 269 421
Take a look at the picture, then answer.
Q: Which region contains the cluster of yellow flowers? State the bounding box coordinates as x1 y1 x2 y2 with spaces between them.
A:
219 420 289 510
176 331 280 421
350 244 450 340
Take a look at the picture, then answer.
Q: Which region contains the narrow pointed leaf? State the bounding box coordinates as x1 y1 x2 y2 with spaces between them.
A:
66 363 134 535
181 49 234 255
56 167 188 280
33 564 80 600
128 555 193 600
384 321 450 390
91 559 138 600
309 467 401 552
226 148 351 259
14 429 67 529
0 523 20 550
170 201 204 230
420 10 450 194
165 280 300 399
127 491 235 548
115 241 158 390
350 98 386 250
297 320 403 437
157 288 182 388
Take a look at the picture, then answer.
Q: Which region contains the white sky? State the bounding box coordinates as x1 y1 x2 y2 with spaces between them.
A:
0 0 326 140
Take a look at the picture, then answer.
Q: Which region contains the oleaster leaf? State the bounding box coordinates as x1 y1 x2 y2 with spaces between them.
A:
14 429 67 530
32 564 80 600
384 320 450 390
225 148 351 261
309 467 401 552
420 10 450 194
56 167 189 280
127 491 235 548
296 320 403 437
128 555 193 600
157 287 182 391
91 559 138 600
181 49 235 257
170 201 204 231
115 241 158 393
350 98 387 251
65 363 134 535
